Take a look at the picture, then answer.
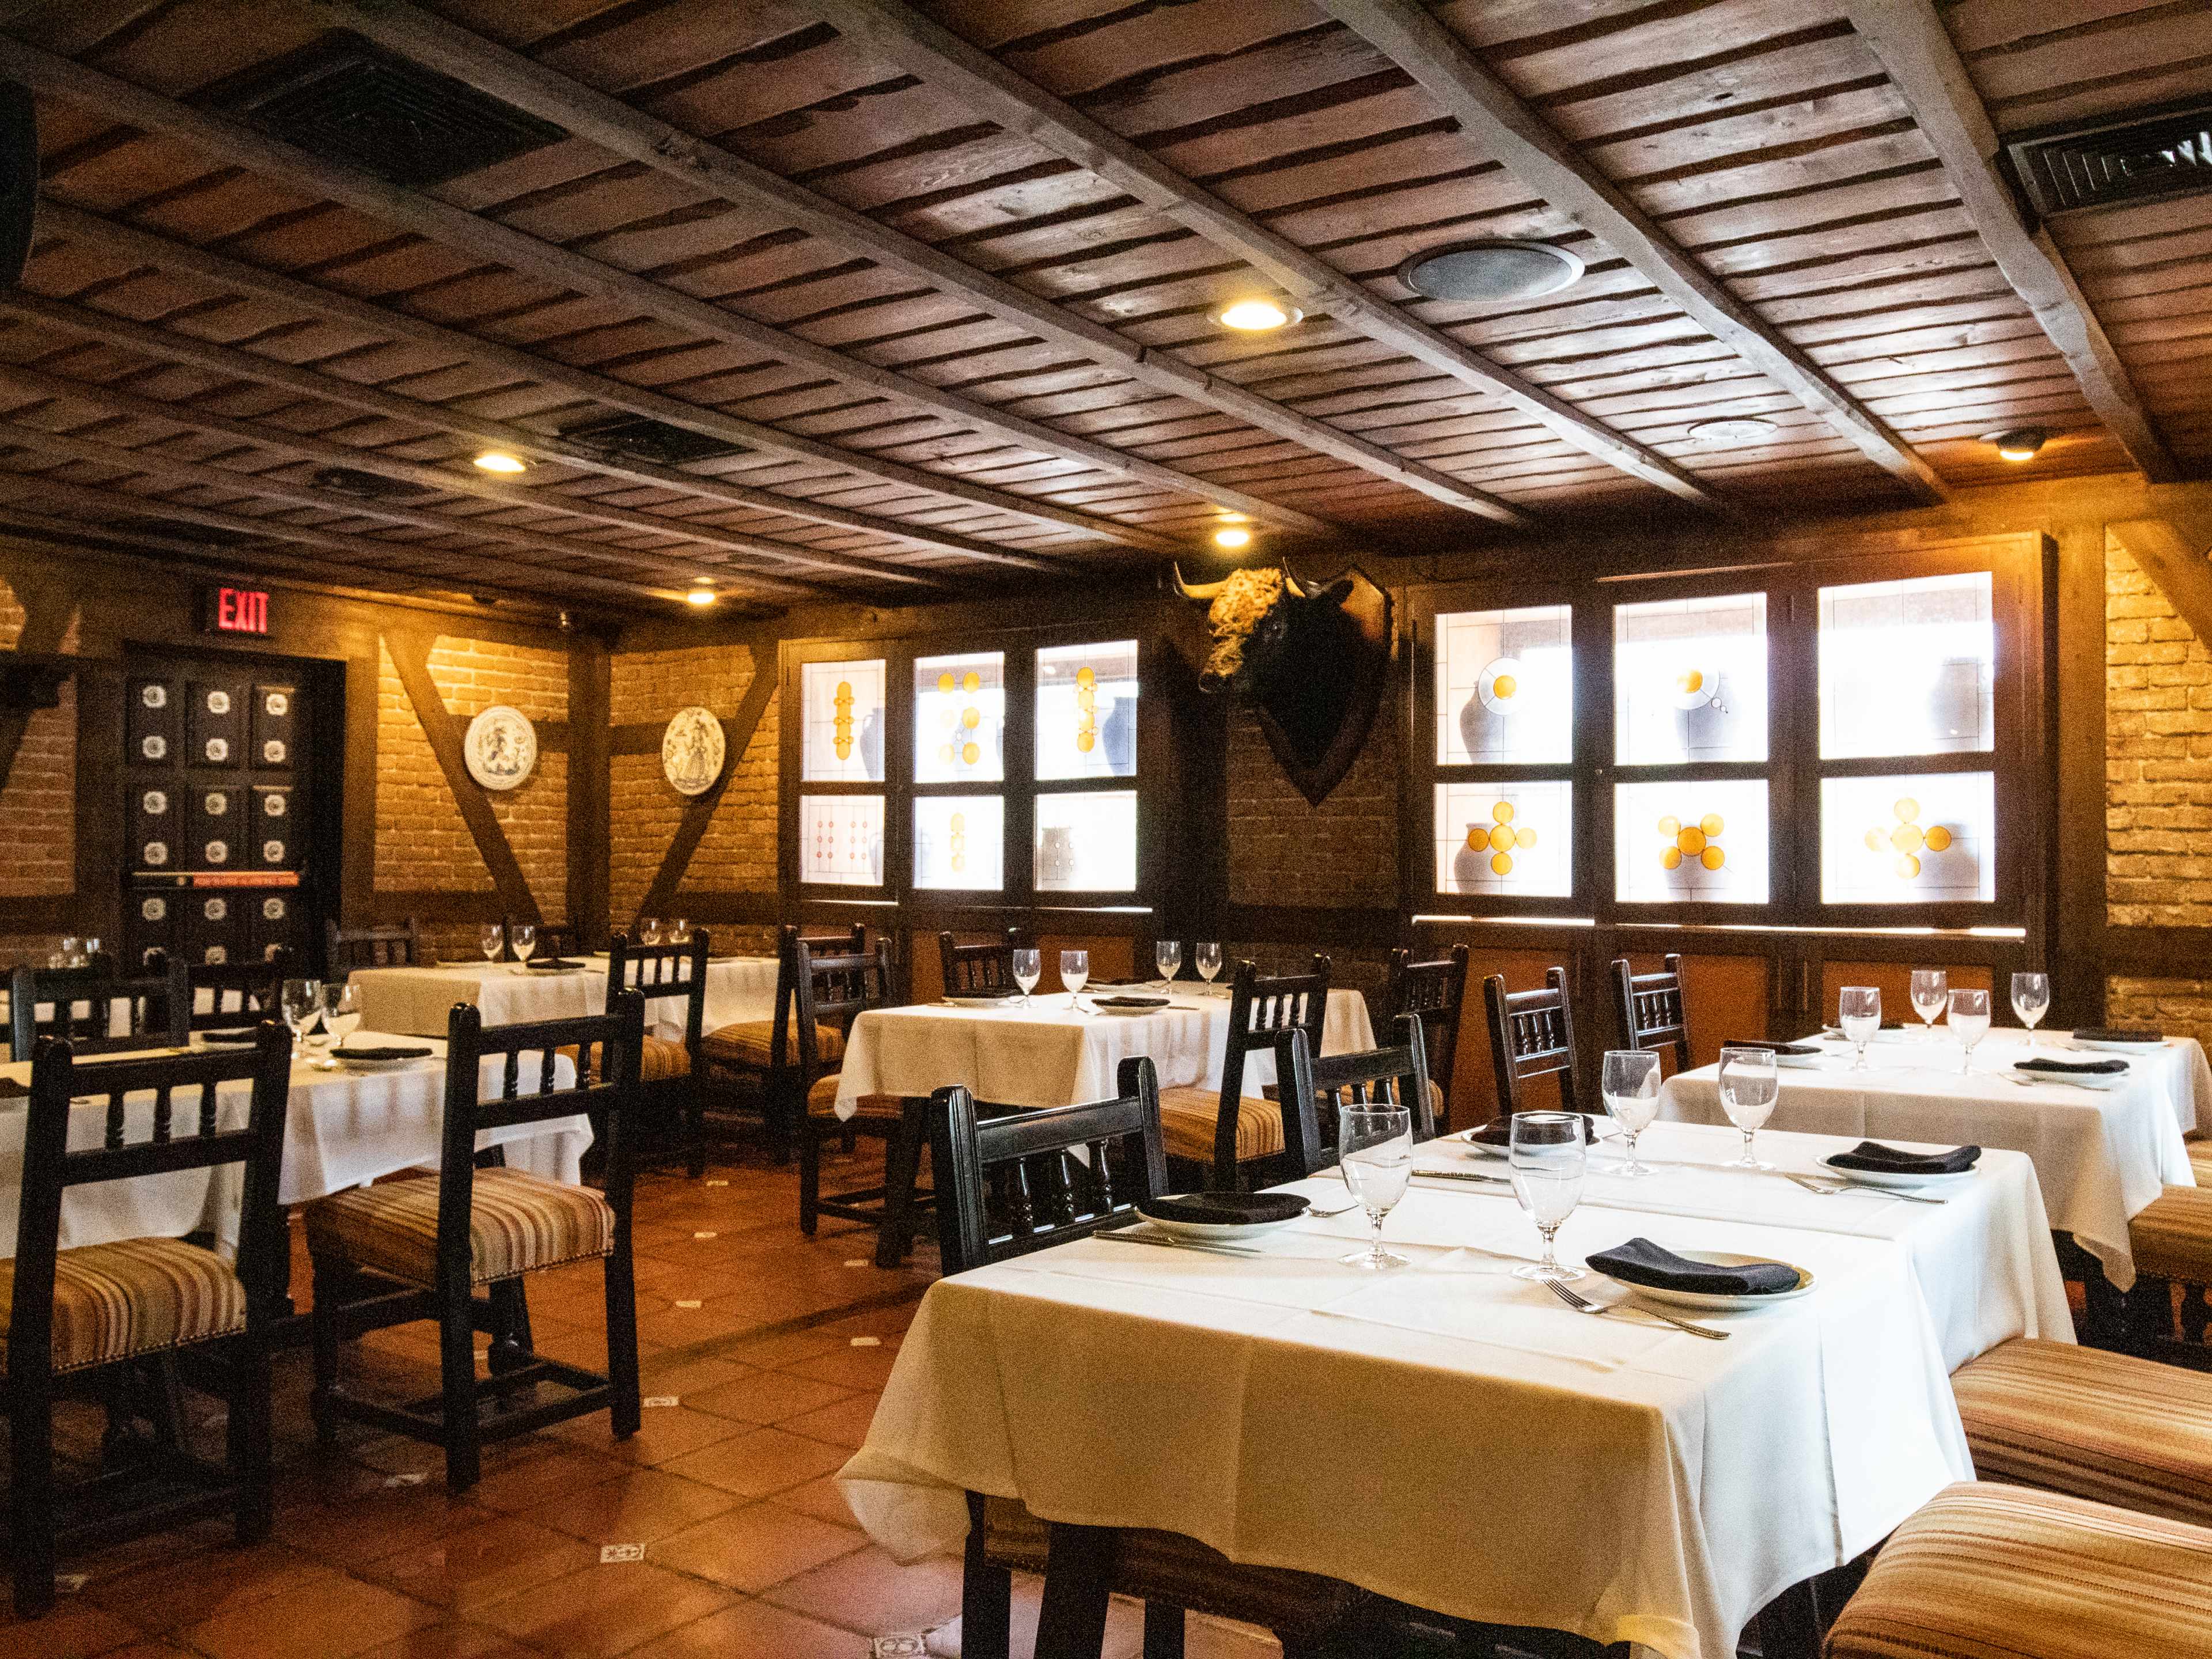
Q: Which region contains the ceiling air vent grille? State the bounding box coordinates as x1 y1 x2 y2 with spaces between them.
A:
310 466 435 501
214 31 566 189
560 411 749 466
2007 99 2212 218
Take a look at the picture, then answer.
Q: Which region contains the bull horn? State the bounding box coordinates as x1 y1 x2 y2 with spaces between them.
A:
1279 558 1309 599
1171 562 1230 601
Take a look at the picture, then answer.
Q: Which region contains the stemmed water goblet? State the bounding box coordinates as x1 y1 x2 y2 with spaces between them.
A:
1910 969 1948 1041
317 981 359 1068
1060 949 1089 1013
1601 1049 1661 1177
1717 1044 1779 1169
637 917 661 946
1948 987 1991 1074
2011 971 2051 1054
1012 948 1041 1007
480 922 505 964
280 976 323 1060
1156 939 1181 994
669 918 690 945
1194 942 1222 991
1508 1111 1587 1281
510 923 536 968
1338 1103 1414 1269
1838 986 1881 1072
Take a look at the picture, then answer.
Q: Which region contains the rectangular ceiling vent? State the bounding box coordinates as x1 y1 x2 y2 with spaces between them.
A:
214 31 566 189
560 411 749 466
2006 99 2212 218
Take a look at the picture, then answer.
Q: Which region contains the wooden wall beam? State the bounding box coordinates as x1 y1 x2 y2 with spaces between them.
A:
634 638 779 923
1842 1 2180 484
333 1 1525 530
805 0 1725 509
1320 0 1946 507
0 36 1316 548
2109 517 2212 649
567 638 609 940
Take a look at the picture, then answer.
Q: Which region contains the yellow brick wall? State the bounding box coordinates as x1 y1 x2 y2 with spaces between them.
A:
2106 543 2212 927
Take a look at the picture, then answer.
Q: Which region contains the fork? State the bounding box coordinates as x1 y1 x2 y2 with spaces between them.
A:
1546 1276 1729 1340
1784 1171 1948 1205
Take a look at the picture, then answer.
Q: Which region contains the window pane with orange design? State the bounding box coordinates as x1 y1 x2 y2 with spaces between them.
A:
1434 782 1572 897
1820 773 1994 904
1613 593 1767 765
915 652 1005 783
800 658 885 783
1436 605 1571 766
915 794 1003 891
1613 781 1770 904
1036 641 1137 781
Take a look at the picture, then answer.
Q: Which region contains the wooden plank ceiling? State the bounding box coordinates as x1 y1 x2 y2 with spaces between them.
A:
0 0 2193 612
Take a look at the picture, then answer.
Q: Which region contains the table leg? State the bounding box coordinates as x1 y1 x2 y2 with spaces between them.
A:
874 1096 929 1270
1036 1522 1118 1659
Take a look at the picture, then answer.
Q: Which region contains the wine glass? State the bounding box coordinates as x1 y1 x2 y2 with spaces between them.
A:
1155 939 1181 993
280 976 322 1060
55 935 79 969
1910 968 1948 1040
318 981 359 1067
1338 1103 1413 1269
2011 971 2051 1053
1948 987 1991 1074
669 917 690 944
1195 942 1223 991
1060 949 1089 1013
1012 948 1041 1007
1717 1044 1779 1169
1838 986 1881 1072
638 917 661 946
480 922 505 964
1601 1049 1661 1177
510 923 536 967
1508 1112 1587 1281
79 938 100 967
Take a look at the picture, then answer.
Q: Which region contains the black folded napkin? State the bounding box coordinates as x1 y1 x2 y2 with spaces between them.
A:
2070 1027 2163 1045
945 985 1022 1000
2014 1056 2129 1076
333 1043 434 1061
1825 1141 1980 1175
1725 1039 1821 1056
1467 1116 1597 1147
1092 994 1170 1009
1136 1192 1307 1227
1586 1237 1800 1296
1823 1021 1909 1034
525 957 585 971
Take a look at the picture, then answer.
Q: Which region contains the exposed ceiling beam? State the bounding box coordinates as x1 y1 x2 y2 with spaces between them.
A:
0 35 1344 545
39 201 1169 563
1840 0 2180 484
0 340 960 593
331 0 1530 529
802 0 1724 509
0 416 822 600
2111 518 2212 646
1318 0 1946 507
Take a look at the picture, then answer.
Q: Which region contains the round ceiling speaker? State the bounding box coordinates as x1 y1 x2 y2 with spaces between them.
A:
1687 417 1778 445
1397 240 1585 303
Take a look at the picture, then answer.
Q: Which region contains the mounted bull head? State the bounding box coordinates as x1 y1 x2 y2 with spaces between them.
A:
1174 559 1393 806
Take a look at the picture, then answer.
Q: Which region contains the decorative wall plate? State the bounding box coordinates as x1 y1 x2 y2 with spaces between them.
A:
464 704 537 790
662 704 726 796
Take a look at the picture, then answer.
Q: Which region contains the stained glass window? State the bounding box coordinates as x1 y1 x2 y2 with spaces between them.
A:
1037 641 1137 781
1819 573 1994 759
1614 780 1770 904
1820 772 1994 904
1435 782 1571 897
1613 593 1767 764
801 659 885 782
914 795 1003 892
915 652 1004 783
1035 791 1137 892
1436 605 1571 765
798 795 883 887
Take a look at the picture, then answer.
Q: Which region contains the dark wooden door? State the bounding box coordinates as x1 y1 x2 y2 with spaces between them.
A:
120 650 321 972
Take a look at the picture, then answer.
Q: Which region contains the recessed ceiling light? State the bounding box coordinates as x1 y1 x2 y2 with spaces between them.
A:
1398 240 1585 304
472 450 529 474
1988 427 2047 462
1687 416 1778 445
685 586 717 607
1209 297 1302 332
1213 526 1252 550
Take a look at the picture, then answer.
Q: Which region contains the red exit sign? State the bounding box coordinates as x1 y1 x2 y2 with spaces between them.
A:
202 585 270 635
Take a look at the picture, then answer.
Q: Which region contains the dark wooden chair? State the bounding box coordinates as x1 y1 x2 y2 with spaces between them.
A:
793 937 927 1263
699 922 865 1161
603 929 710 1177
6 1024 293 1616
1274 1015 1437 1176
1483 967 1588 1118
304 993 646 1491
1612 953 1691 1074
163 948 293 1033
3 956 112 1060
1384 944 1469 1130
326 917 423 973
9 956 189 1059
1156 956 1331 1190
937 927 1030 995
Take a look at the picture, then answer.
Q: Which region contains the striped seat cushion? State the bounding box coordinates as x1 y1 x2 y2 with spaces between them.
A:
2129 1183 2212 1284
1156 1084 1283 1165
554 1035 690 1082
1951 1338 2212 1527
1824 1482 2212 1658
2191 1139 2212 1185
0 1237 245 1374
700 1019 843 1070
305 1166 615 1287
806 1071 904 1120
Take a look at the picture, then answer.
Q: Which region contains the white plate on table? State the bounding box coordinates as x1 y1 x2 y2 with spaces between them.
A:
1131 1195 1309 1243
1770 1049 1828 1069
331 1050 432 1073
1597 1251 1816 1310
1090 997 1172 1017
2070 1037 2170 1055
2012 1064 2130 1092
944 995 1025 1010
1818 1155 1979 1190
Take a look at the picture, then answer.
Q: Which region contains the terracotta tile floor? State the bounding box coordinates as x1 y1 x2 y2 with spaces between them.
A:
1 1142 1283 1659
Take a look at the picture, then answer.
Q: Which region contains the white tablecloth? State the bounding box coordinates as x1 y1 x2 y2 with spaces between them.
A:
1660 1028 2204 1290
834 987 1375 1119
0 1033 588 1255
351 956 778 1044
842 1120 2068 1659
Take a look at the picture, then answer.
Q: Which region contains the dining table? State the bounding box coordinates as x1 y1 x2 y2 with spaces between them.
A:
1658 1025 2206 1289
349 953 778 1043
0 1033 587 1255
841 1118 2070 1659
832 983 1376 1121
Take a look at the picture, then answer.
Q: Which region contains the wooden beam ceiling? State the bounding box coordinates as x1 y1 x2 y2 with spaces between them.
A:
329 0 1530 529
0 33 1357 547
802 0 1728 510
2111 517 2212 649
1842 0 2181 486
1317 0 1946 507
